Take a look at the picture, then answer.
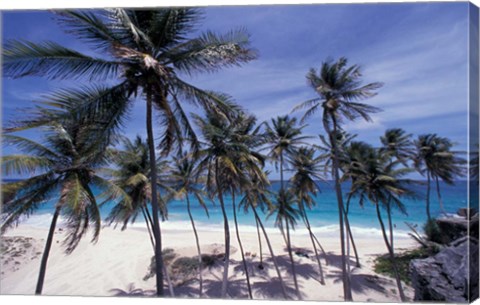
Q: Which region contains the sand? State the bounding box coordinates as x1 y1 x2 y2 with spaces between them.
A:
0 222 417 302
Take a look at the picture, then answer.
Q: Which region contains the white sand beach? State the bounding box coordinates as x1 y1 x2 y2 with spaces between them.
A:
0 223 417 302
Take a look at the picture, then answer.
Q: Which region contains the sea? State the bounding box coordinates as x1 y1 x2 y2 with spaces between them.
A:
1 180 470 240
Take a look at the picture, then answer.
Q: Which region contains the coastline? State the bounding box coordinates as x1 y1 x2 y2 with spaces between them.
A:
1 223 417 301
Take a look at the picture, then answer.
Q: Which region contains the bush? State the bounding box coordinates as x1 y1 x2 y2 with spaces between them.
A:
143 248 177 281
373 247 435 284
423 219 445 244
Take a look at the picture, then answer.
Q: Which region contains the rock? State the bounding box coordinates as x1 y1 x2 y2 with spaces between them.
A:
436 215 479 242
410 236 479 302
457 208 476 219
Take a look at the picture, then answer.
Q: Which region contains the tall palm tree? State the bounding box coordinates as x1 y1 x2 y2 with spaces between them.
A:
414 134 465 220
288 146 327 285
264 115 309 300
169 152 209 297
101 136 175 296
343 142 412 302
293 57 382 300
194 105 255 298
1 115 123 295
379 128 413 248
3 8 256 296
228 111 268 299
319 130 361 268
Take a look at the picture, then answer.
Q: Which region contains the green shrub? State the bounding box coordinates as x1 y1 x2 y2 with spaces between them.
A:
423 219 445 244
373 247 434 284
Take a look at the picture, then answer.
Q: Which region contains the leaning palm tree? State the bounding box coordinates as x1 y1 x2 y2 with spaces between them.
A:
414 134 465 220
343 142 412 302
169 152 209 297
1 115 123 295
288 146 327 285
3 8 256 296
101 136 175 296
293 57 382 300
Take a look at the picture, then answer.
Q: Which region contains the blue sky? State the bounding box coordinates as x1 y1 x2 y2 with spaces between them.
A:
1 3 473 179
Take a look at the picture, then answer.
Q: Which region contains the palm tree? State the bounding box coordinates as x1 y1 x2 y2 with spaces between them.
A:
101 136 175 296
380 128 414 166
194 105 255 298
238 175 289 299
264 116 307 237
414 134 465 220
319 130 361 268
293 57 382 300
264 115 309 299
228 111 268 299
343 142 412 302
1 115 123 295
268 189 301 299
288 146 327 285
169 152 209 297
265 116 309 191
379 128 413 248
3 8 257 296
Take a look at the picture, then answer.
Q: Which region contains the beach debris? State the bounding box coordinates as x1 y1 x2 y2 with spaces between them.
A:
1 236 41 274
294 250 309 258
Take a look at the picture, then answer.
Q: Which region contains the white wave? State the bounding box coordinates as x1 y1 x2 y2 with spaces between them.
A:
7 213 411 240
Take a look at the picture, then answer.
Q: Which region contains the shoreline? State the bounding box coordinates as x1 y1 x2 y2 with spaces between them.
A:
1 223 417 301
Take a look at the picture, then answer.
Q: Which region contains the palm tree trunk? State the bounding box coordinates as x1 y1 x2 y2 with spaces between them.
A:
285 220 301 299
426 171 432 221
280 151 285 191
141 206 156 248
300 202 325 284
215 160 230 298
35 206 61 295
252 204 288 299
232 192 253 299
186 195 204 297
278 151 289 246
343 210 360 268
435 176 445 214
324 116 352 301
142 206 175 297
386 198 394 250
311 233 329 265
255 217 264 268
146 90 164 297
278 220 289 246
375 203 406 302
344 199 360 267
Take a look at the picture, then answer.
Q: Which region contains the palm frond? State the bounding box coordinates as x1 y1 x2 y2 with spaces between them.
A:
166 29 257 74
3 40 120 80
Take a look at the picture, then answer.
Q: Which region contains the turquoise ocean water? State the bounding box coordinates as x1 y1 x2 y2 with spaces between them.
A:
4 180 469 240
